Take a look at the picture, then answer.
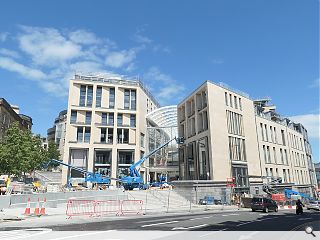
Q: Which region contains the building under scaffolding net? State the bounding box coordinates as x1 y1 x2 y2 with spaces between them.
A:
146 106 179 183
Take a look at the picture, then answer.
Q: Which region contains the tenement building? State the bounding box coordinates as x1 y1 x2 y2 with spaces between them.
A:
176 81 317 201
62 74 159 185
0 98 32 139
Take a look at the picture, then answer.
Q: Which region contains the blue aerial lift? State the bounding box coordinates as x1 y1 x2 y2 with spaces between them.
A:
121 137 184 190
45 159 111 186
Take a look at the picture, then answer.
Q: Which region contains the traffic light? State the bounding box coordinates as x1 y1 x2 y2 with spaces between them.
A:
176 137 184 144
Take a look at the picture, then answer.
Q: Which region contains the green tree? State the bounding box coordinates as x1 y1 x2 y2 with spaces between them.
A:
0 123 48 176
46 140 61 169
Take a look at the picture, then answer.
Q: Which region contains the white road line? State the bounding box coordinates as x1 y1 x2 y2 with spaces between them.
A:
228 213 239 216
172 224 208 230
236 217 279 227
141 221 178 227
200 228 229 237
190 216 211 221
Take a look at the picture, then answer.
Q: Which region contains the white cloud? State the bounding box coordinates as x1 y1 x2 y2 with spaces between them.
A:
144 66 186 105
0 56 46 80
69 30 102 45
289 114 320 139
105 49 136 68
0 48 20 58
18 26 82 66
0 32 9 42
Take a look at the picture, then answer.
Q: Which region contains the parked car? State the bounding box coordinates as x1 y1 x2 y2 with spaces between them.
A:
306 201 320 211
251 197 278 213
0 179 6 195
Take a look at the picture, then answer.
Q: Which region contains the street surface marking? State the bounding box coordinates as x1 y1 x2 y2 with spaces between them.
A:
200 229 229 238
190 216 211 221
236 217 279 227
141 220 178 227
228 213 239 216
172 224 208 230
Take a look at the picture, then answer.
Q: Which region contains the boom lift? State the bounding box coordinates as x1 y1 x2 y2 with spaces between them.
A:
121 137 184 190
45 159 111 186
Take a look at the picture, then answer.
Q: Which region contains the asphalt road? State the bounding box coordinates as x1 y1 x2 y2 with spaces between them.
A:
0 209 319 240
3 209 317 231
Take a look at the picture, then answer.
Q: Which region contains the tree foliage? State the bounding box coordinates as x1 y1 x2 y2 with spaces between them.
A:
0 123 48 176
46 140 61 168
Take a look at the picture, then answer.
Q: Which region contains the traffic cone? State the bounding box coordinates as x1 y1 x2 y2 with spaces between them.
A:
40 198 46 215
24 197 31 215
34 198 40 216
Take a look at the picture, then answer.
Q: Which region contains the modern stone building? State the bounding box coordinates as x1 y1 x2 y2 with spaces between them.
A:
47 110 67 158
62 74 159 185
177 81 317 199
0 98 32 139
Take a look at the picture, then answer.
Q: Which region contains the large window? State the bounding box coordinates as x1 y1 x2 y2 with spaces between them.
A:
117 113 123 126
96 86 102 107
100 128 113 143
77 127 84 142
124 89 130 109
70 110 77 123
87 86 93 107
281 130 286 145
95 150 111 178
109 88 115 108
85 111 92 124
102 113 114 126
117 128 129 144
226 110 244 136
124 89 136 110
79 85 93 107
117 150 134 178
84 127 91 143
80 85 86 106
232 166 249 187
228 136 246 161
130 114 136 127
131 90 136 110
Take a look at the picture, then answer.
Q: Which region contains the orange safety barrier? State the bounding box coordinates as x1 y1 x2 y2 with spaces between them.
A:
120 200 143 215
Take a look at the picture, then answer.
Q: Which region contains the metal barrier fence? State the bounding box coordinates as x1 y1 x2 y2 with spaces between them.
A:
121 200 143 215
66 199 143 218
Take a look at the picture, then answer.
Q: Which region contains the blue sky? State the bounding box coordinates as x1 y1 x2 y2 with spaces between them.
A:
0 0 319 161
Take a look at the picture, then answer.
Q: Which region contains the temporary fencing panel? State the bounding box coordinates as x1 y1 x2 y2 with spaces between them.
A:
95 200 121 216
120 200 143 215
66 199 142 217
66 199 96 217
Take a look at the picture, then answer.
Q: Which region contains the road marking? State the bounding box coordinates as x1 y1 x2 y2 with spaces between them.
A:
200 229 229 238
190 216 211 221
141 220 178 227
229 213 239 216
172 224 208 230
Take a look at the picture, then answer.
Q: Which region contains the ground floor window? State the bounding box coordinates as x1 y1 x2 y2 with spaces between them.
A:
232 165 249 187
118 150 134 178
69 149 87 178
94 150 112 177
